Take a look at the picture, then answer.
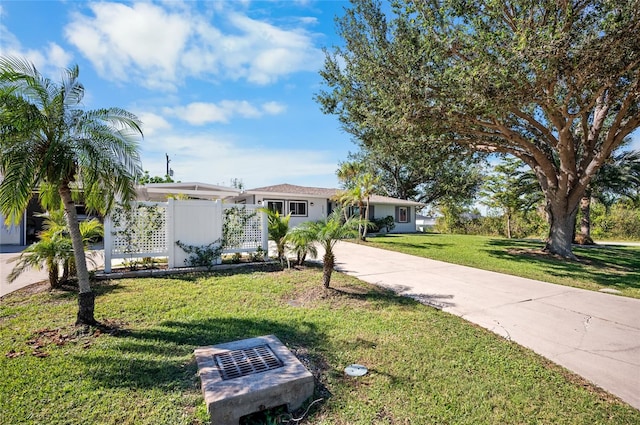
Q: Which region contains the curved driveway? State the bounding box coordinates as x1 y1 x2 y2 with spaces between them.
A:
329 241 640 410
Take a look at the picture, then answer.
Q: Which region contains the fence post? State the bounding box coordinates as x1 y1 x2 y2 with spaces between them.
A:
216 200 223 264
260 208 269 258
103 215 112 273
167 198 175 269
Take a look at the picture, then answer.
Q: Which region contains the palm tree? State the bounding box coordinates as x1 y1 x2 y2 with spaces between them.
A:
8 233 72 288
292 208 362 288
578 149 640 243
287 228 318 266
259 208 291 265
8 211 103 288
0 57 143 325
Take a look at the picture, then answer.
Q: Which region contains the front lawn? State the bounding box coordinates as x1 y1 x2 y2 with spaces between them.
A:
364 234 640 298
1 266 638 424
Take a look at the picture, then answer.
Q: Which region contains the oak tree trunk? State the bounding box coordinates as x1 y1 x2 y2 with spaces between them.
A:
544 198 579 260
59 183 98 326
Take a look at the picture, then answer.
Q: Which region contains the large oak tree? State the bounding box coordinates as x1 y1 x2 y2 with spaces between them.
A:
317 0 640 258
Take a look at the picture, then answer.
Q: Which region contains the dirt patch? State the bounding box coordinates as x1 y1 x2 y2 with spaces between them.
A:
285 278 390 309
5 319 129 359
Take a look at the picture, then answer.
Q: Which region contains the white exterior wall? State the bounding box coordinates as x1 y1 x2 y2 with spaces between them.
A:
0 212 24 245
252 195 328 229
289 197 327 228
372 204 417 233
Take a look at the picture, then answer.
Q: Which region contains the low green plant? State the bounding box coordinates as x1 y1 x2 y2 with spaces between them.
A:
371 215 395 233
175 239 224 269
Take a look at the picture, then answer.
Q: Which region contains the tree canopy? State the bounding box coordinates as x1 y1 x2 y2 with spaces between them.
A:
0 57 143 325
317 0 640 258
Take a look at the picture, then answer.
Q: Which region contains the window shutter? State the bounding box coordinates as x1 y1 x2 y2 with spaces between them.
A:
394 206 400 222
368 205 375 220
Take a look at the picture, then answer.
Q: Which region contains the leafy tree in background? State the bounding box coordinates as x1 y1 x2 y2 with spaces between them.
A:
0 57 143 325
317 0 640 259
346 140 485 205
481 157 544 238
578 148 640 242
138 171 174 184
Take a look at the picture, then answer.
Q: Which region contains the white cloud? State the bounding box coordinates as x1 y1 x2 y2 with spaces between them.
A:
65 2 191 90
163 100 286 125
262 101 287 115
136 112 172 137
141 130 337 188
64 1 323 90
0 24 72 76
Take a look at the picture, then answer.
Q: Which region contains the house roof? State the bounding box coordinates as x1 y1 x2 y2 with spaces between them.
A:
247 184 423 206
136 182 241 201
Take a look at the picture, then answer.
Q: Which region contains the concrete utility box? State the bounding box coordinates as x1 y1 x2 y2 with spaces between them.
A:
194 335 314 425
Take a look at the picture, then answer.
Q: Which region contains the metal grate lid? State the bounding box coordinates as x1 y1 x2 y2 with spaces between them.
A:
213 344 284 381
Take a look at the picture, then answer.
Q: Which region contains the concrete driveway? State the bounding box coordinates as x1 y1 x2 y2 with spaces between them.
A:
328 241 640 410
0 246 47 297
1 246 104 297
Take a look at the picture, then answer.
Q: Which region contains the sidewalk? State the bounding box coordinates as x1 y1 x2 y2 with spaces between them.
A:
328 241 640 410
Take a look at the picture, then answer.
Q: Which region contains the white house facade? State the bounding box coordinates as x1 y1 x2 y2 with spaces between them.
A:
234 184 423 233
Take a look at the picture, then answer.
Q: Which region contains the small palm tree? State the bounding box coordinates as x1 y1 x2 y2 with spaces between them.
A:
293 208 363 288
259 208 291 265
9 210 103 288
8 233 72 288
287 228 318 266
0 57 143 325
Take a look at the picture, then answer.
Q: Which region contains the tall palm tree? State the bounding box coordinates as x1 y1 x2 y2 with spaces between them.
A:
292 208 362 288
0 57 143 325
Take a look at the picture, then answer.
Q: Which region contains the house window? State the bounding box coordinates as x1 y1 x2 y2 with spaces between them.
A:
397 207 408 223
265 200 284 215
288 201 307 217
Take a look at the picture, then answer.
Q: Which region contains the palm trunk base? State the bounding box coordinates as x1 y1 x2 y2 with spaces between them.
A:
76 291 99 326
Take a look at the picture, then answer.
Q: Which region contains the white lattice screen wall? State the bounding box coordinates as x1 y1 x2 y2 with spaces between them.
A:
104 200 268 272
222 205 263 252
110 203 168 255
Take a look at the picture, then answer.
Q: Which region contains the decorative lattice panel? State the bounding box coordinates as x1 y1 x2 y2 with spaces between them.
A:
110 203 167 255
223 205 263 251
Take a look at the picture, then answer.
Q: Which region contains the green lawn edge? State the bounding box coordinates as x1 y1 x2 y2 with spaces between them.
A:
362 233 640 299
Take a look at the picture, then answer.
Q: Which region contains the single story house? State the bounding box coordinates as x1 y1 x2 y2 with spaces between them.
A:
135 182 241 202
233 183 422 233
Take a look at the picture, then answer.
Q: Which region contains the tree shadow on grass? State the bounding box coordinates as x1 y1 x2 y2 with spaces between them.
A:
364 234 451 250
484 239 640 290
73 317 328 392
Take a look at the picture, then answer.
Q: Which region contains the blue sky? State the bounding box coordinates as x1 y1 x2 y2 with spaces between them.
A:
1 0 352 189
1 0 638 192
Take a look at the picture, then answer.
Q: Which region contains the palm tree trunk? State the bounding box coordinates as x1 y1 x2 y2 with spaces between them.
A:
59 183 98 326
323 250 334 288
47 260 60 289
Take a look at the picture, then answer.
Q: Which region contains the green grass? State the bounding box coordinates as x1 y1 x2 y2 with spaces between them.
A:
363 233 640 298
1 265 638 424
